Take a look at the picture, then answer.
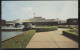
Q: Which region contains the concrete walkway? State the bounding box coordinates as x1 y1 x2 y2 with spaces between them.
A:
26 28 78 48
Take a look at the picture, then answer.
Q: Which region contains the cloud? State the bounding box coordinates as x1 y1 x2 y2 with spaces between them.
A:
22 7 32 11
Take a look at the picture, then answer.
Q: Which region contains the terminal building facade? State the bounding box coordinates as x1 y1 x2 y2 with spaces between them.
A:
67 18 78 25
23 17 67 26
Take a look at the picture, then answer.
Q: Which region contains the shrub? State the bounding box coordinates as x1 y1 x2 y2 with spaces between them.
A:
58 25 78 29
69 28 78 34
2 30 36 48
32 26 58 32
63 29 78 36
58 25 67 28
63 30 78 41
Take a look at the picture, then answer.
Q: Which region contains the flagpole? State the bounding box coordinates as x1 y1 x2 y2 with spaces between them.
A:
34 12 35 17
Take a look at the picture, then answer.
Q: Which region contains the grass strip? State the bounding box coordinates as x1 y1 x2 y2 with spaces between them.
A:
2 30 36 48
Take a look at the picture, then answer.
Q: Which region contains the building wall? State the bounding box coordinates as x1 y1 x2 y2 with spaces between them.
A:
1 20 6 26
23 17 68 26
67 19 78 25
31 22 58 26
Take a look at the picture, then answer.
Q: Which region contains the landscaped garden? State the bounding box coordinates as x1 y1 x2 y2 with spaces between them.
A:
2 30 36 48
63 28 78 41
2 25 58 48
2 25 78 48
58 25 78 41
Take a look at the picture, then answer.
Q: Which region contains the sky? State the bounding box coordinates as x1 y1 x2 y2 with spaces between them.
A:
2 1 78 21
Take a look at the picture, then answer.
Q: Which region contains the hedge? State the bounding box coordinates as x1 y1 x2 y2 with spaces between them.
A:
2 30 36 48
58 26 69 28
58 25 78 29
63 30 78 41
32 26 58 32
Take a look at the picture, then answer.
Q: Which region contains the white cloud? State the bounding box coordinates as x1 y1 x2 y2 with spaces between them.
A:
22 7 32 11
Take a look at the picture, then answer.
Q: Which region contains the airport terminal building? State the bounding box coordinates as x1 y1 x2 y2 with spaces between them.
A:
1 17 78 27
23 17 67 26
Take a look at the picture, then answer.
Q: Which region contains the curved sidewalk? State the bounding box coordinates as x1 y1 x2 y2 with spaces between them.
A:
26 28 78 48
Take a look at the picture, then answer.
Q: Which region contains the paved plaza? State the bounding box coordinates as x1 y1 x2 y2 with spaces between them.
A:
26 28 78 48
